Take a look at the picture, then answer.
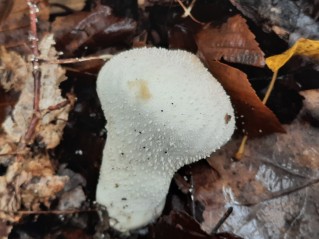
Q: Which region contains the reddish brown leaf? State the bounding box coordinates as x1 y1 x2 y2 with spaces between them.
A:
206 61 285 136
196 14 265 67
52 5 137 56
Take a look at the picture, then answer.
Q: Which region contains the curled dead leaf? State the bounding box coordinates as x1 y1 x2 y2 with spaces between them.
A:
52 5 137 56
196 14 265 67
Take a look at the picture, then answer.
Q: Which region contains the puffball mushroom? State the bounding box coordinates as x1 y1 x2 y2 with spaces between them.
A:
96 48 235 232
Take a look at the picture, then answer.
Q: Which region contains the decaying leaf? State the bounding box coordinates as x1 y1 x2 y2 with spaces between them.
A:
52 5 137 56
0 34 72 224
205 60 285 136
2 34 71 148
266 38 319 72
180 108 319 238
0 46 28 91
0 154 68 222
0 0 49 54
48 0 86 14
196 14 265 67
151 211 243 239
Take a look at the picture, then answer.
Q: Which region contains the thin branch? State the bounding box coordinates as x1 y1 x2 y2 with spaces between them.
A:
212 207 233 234
17 209 97 215
238 177 319 207
175 0 205 25
25 0 41 143
46 54 113 64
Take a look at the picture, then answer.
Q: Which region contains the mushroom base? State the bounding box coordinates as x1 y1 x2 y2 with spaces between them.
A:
96 136 172 232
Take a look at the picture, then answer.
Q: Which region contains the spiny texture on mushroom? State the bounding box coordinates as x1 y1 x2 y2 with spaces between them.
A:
96 48 235 232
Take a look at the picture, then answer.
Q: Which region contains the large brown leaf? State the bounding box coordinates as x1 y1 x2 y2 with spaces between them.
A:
206 61 285 136
196 14 265 67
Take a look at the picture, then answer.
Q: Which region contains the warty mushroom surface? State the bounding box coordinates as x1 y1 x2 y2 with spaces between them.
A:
96 47 235 232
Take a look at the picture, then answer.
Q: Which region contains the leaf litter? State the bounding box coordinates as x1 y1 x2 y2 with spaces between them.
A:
0 34 75 237
177 106 319 239
0 0 319 238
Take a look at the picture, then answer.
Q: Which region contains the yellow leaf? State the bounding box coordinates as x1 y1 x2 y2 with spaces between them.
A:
266 38 319 72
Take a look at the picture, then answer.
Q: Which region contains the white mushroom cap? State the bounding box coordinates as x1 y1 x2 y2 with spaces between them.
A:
96 48 235 232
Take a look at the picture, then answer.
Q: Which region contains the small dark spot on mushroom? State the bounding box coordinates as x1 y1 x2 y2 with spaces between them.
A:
121 197 127 201
224 113 232 124
147 157 150 160
161 110 163 112
171 102 174 105
139 131 142 134
143 146 146 149
121 152 125 156
164 151 167 154
115 183 119 188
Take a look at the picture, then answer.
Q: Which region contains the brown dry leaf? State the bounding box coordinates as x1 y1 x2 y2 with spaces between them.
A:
0 34 72 222
2 34 71 148
0 0 49 54
52 5 137 56
48 0 86 14
206 60 285 136
183 110 319 238
196 14 265 67
0 154 68 221
0 46 29 91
